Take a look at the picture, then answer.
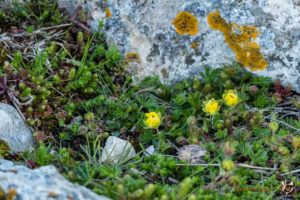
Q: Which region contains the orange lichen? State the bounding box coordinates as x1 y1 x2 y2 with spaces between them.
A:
190 42 199 51
126 53 141 63
172 12 198 35
207 9 267 71
5 188 17 200
105 8 112 18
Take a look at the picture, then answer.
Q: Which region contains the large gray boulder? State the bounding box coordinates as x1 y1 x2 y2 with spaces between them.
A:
0 159 111 200
58 0 300 92
0 103 34 152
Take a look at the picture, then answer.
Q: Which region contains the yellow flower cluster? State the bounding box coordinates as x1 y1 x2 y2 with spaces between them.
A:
172 12 198 35
203 90 240 115
145 112 161 128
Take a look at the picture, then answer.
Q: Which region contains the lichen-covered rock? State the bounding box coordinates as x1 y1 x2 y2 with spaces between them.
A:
101 136 136 164
0 159 111 200
0 103 34 152
57 0 300 92
178 144 209 164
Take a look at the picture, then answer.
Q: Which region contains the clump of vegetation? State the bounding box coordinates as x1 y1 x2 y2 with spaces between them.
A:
0 1 299 200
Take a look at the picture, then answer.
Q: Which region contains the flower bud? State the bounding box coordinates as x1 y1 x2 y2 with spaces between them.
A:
222 159 234 171
286 135 293 143
249 119 255 126
220 72 228 80
280 164 289 173
68 171 76 179
18 82 26 90
187 116 197 126
224 119 231 127
223 141 235 156
269 121 278 133
294 99 300 109
144 184 155 198
117 184 124 197
189 137 198 144
84 112 95 122
249 85 259 94
188 194 197 200
292 137 300 149
227 175 239 186
161 194 168 200
129 189 144 199
193 78 202 91
277 146 289 156
202 83 212 94
26 107 33 115
216 121 223 129
224 80 232 89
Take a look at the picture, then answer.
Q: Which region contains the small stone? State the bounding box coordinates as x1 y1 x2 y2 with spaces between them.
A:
143 145 155 157
101 136 136 164
178 144 209 164
0 103 34 152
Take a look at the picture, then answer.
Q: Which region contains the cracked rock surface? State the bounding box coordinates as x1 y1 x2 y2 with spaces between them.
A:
0 103 34 152
0 159 111 200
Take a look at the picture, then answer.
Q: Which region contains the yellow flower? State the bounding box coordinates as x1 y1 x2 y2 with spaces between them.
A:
223 89 239 106
145 112 161 128
203 99 220 115
172 11 198 35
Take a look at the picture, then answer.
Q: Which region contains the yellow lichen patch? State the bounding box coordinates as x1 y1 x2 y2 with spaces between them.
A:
207 9 268 71
105 8 112 18
126 53 141 63
172 12 198 35
190 42 199 51
5 188 17 200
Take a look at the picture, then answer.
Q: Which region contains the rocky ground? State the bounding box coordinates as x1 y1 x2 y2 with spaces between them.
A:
0 1 299 200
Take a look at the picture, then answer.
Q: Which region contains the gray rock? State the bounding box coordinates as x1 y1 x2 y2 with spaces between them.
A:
0 159 110 200
57 0 300 92
0 103 34 152
101 136 136 164
178 144 209 164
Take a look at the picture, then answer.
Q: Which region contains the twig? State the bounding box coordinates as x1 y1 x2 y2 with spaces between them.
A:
236 163 277 171
176 163 219 167
176 163 278 171
167 139 179 152
12 23 72 37
281 169 300 176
